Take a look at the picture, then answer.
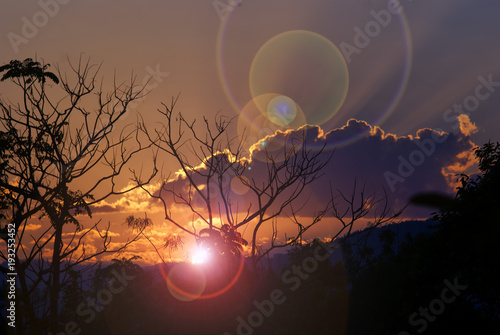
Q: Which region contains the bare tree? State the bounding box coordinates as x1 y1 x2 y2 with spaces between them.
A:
138 97 335 269
329 180 406 242
138 97 406 273
327 181 406 275
0 57 157 334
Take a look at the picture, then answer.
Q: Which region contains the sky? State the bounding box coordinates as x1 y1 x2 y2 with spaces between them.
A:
1 0 500 264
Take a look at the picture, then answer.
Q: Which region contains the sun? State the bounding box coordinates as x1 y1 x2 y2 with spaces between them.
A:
191 247 210 264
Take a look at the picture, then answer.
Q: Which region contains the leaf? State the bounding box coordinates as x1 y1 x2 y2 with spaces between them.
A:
0 58 59 84
409 192 455 209
44 71 59 84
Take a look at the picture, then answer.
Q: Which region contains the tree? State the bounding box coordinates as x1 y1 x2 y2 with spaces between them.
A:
60 267 83 323
432 141 500 322
0 57 157 334
163 234 185 261
0 58 59 84
137 97 404 271
137 97 332 268
343 142 500 334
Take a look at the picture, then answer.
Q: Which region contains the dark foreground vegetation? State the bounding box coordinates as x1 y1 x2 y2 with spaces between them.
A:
2 141 498 335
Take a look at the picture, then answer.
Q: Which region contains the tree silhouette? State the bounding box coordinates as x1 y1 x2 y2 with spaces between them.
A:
60 267 83 323
343 142 500 334
432 141 500 323
0 57 156 334
136 97 404 273
198 223 248 259
164 234 185 261
0 58 59 84
138 97 333 268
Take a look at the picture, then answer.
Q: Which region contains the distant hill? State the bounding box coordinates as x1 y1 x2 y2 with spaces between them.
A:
339 219 439 256
256 219 438 275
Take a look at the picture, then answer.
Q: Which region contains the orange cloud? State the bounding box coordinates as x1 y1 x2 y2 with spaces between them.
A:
91 182 164 214
442 147 479 189
24 223 42 231
458 114 478 136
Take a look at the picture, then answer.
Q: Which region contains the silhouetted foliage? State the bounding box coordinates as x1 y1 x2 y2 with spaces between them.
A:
0 57 155 334
0 58 59 84
199 223 248 259
60 268 84 323
164 234 185 260
343 141 500 334
432 141 500 323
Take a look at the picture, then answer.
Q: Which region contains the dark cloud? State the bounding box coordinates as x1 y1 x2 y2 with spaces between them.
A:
255 119 476 218
90 204 126 214
161 118 477 221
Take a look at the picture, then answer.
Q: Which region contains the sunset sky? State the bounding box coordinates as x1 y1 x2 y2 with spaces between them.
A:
2 0 500 264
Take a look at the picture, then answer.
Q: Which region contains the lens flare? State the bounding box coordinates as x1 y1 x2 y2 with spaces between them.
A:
237 93 306 158
164 262 207 302
216 8 413 149
267 95 297 126
249 30 349 126
230 175 250 195
191 247 210 264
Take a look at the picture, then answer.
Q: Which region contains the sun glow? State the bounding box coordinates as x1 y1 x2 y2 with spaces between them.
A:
191 247 210 264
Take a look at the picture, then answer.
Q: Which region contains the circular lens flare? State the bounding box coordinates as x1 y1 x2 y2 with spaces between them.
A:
231 175 250 195
267 95 297 126
159 253 247 301
249 30 349 126
216 9 413 148
237 93 306 158
164 262 207 302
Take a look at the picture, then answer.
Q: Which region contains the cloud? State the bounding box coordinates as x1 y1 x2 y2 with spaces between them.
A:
457 114 478 137
24 223 42 231
101 225 184 265
158 118 479 221
61 228 120 241
91 204 124 214
91 182 163 215
298 120 477 218
292 120 477 218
